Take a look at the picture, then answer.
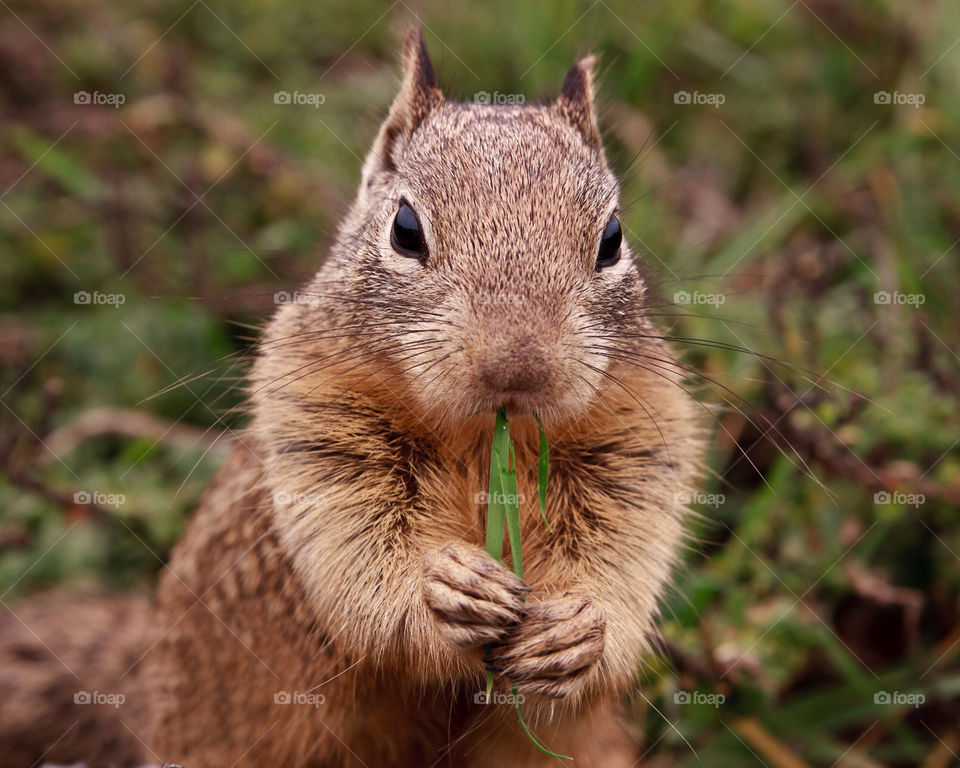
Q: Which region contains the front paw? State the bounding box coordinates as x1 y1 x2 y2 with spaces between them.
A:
493 592 605 699
423 541 529 650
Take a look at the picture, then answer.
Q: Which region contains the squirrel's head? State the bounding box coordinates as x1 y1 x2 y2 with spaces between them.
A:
293 28 651 427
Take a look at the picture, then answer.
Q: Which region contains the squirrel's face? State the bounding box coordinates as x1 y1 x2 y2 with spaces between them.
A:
311 32 650 426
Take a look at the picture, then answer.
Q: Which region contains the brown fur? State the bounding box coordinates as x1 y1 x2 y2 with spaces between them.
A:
0 27 703 766
0 591 151 767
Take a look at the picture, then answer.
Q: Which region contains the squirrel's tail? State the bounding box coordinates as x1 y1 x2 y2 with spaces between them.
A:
0 590 153 768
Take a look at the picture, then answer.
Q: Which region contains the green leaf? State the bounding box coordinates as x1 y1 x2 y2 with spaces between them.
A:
484 406 510 561
11 128 104 201
513 686 572 760
535 413 552 532
504 437 522 579
483 407 567 758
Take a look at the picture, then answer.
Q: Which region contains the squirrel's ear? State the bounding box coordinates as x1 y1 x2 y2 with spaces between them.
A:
362 27 443 183
554 55 603 154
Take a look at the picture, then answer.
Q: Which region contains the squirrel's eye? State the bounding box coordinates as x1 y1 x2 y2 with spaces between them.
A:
596 215 622 270
391 202 428 259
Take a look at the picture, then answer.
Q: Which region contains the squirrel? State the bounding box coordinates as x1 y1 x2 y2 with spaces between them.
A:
0 27 703 768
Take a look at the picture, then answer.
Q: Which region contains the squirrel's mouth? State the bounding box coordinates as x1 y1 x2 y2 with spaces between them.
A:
463 335 575 418
478 370 552 413
494 391 546 412
475 350 551 407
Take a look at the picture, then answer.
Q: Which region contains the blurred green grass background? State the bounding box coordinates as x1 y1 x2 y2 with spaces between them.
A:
1 0 959 765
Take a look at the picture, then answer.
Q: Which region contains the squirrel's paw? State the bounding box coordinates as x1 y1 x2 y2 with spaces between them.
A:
493 592 605 699
423 541 529 650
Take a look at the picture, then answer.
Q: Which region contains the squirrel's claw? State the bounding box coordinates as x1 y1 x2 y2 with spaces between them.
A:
492 592 605 699
423 541 529 650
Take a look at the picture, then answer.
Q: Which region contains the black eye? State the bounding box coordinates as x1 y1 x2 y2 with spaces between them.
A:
596 215 622 270
391 202 428 259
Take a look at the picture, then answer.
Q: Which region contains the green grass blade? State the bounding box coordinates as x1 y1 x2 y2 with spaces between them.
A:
484 406 510 560
504 437 522 579
512 686 572 760
483 407 567 759
535 413 552 532
482 407 511 691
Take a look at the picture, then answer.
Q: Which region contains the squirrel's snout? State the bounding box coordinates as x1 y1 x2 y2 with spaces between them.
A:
476 345 550 397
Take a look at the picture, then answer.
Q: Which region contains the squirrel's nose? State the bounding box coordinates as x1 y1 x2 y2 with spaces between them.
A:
477 345 550 395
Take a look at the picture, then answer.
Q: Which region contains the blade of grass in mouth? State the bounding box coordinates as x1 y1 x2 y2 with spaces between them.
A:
483 406 571 760
535 412 551 533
